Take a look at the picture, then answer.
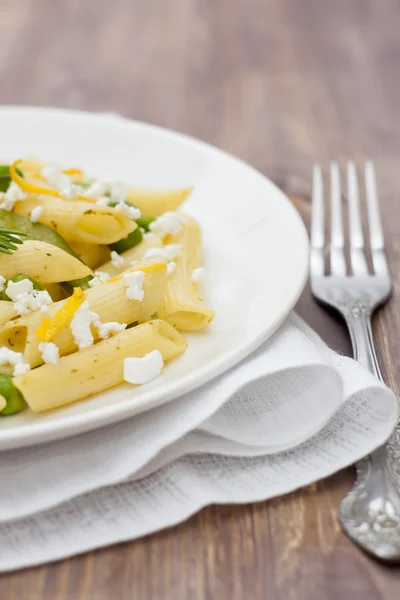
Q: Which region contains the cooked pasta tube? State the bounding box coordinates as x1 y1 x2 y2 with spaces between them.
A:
44 283 69 302
126 187 192 217
69 241 111 269
13 196 136 244
0 301 18 325
99 233 163 277
0 240 91 283
0 259 167 368
157 213 214 331
13 319 187 412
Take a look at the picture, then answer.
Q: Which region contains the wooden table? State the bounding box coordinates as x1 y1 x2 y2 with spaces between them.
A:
1 0 400 597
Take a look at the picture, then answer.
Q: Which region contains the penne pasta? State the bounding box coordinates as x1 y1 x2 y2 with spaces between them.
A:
0 240 91 283
0 259 167 368
99 233 163 277
13 319 187 412
0 301 18 326
13 196 136 245
157 213 215 331
126 187 192 217
69 241 111 269
44 283 69 302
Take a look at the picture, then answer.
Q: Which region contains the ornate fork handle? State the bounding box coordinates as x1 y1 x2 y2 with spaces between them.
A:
339 305 400 561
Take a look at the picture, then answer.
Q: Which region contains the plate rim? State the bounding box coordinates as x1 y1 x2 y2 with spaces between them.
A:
0 106 309 449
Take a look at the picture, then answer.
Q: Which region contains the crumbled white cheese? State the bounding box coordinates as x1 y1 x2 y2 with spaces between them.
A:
0 347 30 377
123 350 164 385
167 261 176 276
96 321 126 339
70 301 99 349
143 232 154 240
30 205 44 223
83 181 107 199
109 182 127 203
143 247 166 260
123 271 145 301
41 165 77 199
88 271 111 287
39 341 59 365
96 196 113 206
0 276 5 293
192 267 206 300
6 278 34 301
150 212 183 237
0 182 27 211
114 201 141 220
13 290 53 316
143 244 180 262
111 251 124 268
13 362 31 376
163 244 181 260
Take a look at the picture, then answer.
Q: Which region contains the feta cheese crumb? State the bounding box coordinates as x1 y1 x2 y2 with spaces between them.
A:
84 181 107 199
123 350 164 384
167 261 176 276
114 201 141 220
30 205 44 223
70 301 99 349
88 271 110 287
0 275 6 293
109 181 127 203
150 212 183 237
13 290 53 316
192 267 206 300
96 196 113 206
96 321 126 339
13 362 31 376
0 182 27 211
39 341 59 365
0 347 30 377
143 244 180 262
41 166 76 199
110 250 124 268
143 248 167 260
6 278 34 301
123 271 145 301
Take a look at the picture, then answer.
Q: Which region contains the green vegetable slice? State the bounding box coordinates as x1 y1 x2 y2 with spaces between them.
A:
109 227 143 254
0 375 25 415
0 164 23 192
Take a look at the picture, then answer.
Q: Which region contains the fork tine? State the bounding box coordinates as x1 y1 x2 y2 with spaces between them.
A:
365 161 384 250
365 161 389 277
347 161 368 275
330 162 347 275
310 164 325 276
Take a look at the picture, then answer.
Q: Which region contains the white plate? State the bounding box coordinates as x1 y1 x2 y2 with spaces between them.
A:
0 107 309 450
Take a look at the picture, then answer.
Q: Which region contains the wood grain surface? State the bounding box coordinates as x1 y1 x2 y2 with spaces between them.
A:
1 0 400 598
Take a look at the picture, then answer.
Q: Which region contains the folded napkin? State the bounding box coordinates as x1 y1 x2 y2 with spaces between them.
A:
0 314 397 572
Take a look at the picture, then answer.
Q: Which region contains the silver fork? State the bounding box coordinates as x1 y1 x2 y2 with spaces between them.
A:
310 161 400 562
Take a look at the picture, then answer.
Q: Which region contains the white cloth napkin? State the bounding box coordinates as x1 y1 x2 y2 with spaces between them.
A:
0 314 397 572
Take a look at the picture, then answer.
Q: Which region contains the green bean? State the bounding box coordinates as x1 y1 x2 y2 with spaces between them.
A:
0 164 24 192
135 215 154 232
0 375 25 415
109 226 143 254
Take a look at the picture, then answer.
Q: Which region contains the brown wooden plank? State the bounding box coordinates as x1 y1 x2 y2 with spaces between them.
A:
1 0 400 598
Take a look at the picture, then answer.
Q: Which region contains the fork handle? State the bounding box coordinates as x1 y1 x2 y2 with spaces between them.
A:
345 311 383 380
340 308 400 561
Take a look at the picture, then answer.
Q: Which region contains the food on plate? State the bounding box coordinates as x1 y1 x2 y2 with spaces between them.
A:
0 158 214 415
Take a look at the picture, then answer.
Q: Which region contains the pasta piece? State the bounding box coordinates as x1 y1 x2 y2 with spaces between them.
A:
44 283 69 302
0 301 18 325
126 187 192 217
13 319 187 412
157 213 215 331
0 240 91 283
69 241 110 269
13 196 136 244
0 259 167 368
98 233 163 277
